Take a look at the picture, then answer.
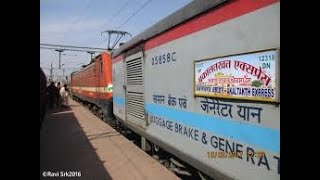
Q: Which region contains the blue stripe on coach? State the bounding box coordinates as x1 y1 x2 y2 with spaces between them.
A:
113 96 279 153
114 96 125 106
146 103 280 153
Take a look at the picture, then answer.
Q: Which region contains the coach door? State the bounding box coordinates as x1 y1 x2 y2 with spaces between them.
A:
125 51 146 129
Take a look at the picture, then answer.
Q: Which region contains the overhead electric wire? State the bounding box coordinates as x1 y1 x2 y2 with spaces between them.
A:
72 0 95 24
95 0 131 47
96 0 152 48
98 0 131 31
115 0 152 30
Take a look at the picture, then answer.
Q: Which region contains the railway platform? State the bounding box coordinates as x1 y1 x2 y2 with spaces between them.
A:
40 98 180 180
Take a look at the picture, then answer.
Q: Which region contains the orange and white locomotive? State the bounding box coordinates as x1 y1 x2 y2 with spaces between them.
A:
71 52 113 119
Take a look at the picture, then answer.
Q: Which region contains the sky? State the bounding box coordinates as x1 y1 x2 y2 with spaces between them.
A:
40 0 193 80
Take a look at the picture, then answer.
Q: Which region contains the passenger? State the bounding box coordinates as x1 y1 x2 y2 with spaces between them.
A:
55 82 61 108
46 82 57 109
40 67 47 129
59 84 69 108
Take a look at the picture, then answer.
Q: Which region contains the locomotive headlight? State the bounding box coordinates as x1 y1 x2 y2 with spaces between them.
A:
107 84 113 92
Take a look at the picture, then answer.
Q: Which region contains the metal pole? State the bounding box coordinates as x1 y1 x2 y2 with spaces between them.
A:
55 49 64 69
108 33 111 50
59 51 61 69
62 69 65 83
50 62 53 81
87 51 95 62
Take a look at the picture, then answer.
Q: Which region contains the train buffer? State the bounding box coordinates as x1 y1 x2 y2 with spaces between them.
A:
40 98 180 180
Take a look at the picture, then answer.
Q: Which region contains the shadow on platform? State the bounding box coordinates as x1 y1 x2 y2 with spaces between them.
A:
40 106 113 179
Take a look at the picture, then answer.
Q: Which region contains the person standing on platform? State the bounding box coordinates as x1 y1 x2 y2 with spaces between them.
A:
55 82 61 108
59 84 69 108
